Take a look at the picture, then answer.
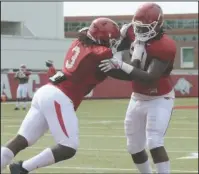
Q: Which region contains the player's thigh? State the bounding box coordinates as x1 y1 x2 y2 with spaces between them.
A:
40 86 79 150
18 95 48 146
125 98 147 153
146 98 174 149
16 85 22 98
21 84 28 98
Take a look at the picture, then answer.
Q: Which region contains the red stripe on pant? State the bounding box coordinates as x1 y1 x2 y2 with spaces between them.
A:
54 101 69 137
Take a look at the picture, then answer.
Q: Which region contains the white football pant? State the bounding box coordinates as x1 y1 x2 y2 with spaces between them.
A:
18 84 79 150
16 84 28 98
125 97 174 154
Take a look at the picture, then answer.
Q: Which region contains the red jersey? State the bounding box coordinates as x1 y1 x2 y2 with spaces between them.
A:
47 66 56 78
120 24 176 96
52 39 113 110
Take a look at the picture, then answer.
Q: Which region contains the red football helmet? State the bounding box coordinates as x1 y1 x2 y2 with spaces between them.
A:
87 18 121 52
132 3 164 42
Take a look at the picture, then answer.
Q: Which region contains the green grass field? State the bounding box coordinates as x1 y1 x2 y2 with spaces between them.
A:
1 98 198 173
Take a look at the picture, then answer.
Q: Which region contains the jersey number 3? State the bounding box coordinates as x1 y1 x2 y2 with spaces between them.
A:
65 46 80 69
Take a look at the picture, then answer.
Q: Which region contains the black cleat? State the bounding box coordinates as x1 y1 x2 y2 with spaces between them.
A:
14 107 20 110
8 161 29 174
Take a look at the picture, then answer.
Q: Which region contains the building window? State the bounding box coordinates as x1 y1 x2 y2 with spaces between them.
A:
169 34 198 41
164 19 198 29
1 21 22 36
180 47 194 68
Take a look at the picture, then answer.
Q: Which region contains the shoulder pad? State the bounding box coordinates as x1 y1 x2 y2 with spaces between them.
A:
93 46 113 60
120 23 132 38
149 36 176 61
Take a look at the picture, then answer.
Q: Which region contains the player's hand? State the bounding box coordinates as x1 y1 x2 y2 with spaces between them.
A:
18 71 26 78
99 58 123 72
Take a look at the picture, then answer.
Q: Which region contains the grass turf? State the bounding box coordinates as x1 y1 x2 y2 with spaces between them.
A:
1 98 198 173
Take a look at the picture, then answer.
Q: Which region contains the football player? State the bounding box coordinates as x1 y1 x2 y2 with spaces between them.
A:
46 60 56 78
99 3 176 174
14 64 31 110
1 17 124 174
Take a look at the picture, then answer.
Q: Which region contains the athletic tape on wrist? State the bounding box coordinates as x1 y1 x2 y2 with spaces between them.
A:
121 62 134 74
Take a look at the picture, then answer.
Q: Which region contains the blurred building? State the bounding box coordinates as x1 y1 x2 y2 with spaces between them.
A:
1 2 67 70
64 14 198 71
1 2 64 38
1 3 198 72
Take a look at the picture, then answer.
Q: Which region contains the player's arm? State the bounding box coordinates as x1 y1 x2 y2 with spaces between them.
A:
14 71 22 80
117 37 131 52
116 24 132 52
124 58 171 84
14 72 18 79
99 57 171 84
51 67 57 75
97 48 132 81
105 69 132 81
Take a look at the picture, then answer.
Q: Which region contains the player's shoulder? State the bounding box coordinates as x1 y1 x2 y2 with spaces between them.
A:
161 34 176 48
90 46 113 59
148 34 176 60
150 34 176 52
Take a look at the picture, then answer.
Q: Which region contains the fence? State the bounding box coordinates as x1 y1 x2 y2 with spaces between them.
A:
1 72 198 101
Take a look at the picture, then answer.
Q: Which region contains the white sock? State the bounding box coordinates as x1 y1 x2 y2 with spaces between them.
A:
16 100 20 108
1 147 14 171
135 160 153 173
22 148 55 172
155 161 170 174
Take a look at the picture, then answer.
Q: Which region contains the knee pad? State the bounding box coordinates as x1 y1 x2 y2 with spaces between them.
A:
55 144 76 161
59 137 79 151
147 135 164 150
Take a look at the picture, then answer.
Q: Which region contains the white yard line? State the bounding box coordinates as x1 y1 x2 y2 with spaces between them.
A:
85 121 198 125
1 119 198 126
4 125 198 131
2 132 198 139
177 152 198 159
41 166 199 173
81 126 198 131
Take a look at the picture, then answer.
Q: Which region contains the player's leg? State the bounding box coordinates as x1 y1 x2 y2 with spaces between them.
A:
146 97 174 174
124 98 152 173
16 85 78 173
1 91 48 171
22 84 28 110
15 84 22 110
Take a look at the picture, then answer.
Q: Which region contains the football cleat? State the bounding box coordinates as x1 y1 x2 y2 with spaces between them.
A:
14 107 20 110
8 161 29 174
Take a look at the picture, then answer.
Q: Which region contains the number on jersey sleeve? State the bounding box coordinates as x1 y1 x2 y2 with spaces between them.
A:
65 46 80 69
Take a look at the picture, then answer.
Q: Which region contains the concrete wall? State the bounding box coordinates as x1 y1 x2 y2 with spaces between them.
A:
1 2 64 39
1 36 75 69
122 41 198 70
